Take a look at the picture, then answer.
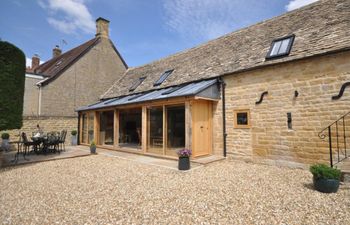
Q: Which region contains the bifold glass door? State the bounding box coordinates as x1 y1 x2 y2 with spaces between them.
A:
147 107 163 154
146 105 185 156
82 114 88 144
99 111 114 145
119 108 142 148
166 105 185 156
81 112 94 144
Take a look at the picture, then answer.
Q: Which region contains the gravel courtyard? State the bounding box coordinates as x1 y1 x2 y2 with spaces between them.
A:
0 155 349 224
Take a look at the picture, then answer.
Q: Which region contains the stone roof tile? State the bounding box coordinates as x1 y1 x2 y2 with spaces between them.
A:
102 0 350 99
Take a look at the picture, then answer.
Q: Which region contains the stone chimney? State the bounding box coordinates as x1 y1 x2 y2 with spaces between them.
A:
52 45 62 58
31 54 40 70
95 17 110 39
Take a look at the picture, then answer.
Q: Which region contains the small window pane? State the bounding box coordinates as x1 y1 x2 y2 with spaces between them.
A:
234 109 250 128
267 35 295 59
237 112 248 125
129 77 146 92
278 39 290 55
270 41 282 56
154 70 174 86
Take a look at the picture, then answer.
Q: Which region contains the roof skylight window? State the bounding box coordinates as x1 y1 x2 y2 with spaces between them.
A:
129 77 146 92
128 93 143 101
154 69 174 86
161 85 183 95
266 35 295 59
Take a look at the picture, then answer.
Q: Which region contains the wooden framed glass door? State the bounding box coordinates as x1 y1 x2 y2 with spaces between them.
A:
165 105 185 157
81 113 88 144
147 106 163 154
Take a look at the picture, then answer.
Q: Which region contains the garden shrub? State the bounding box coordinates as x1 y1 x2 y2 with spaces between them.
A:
310 164 341 180
0 41 25 130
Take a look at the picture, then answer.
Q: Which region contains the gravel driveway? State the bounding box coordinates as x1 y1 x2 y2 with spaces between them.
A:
0 155 349 224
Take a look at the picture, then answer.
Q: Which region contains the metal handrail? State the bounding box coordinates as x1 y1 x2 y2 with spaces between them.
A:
318 111 350 139
318 111 349 167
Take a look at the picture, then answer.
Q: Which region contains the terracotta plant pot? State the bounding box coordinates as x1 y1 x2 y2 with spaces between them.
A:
178 156 190 170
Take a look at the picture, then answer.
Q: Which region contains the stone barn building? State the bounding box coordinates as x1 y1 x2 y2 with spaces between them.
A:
77 0 350 168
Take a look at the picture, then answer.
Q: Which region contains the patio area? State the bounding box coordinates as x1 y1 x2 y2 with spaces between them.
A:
0 154 349 224
1 146 90 167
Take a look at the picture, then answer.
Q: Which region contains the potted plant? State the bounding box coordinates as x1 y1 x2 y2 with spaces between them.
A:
310 163 341 193
71 130 77 145
90 140 96 154
1 133 10 152
177 149 192 170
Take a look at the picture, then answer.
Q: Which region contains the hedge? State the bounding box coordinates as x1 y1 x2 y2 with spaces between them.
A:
0 41 25 130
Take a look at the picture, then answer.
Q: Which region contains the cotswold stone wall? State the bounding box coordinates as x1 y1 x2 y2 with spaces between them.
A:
1 116 78 146
40 38 127 117
23 76 42 116
213 51 350 168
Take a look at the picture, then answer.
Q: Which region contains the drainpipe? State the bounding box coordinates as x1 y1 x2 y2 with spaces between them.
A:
77 113 81 145
38 84 42 116
219 77 227 157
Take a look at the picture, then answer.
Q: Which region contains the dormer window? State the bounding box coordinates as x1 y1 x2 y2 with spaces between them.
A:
129 77 146 92
154 69 174 86
266 35 295 59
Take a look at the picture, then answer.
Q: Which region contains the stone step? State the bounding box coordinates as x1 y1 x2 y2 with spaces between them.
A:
336 157 350 182
342 172 350 183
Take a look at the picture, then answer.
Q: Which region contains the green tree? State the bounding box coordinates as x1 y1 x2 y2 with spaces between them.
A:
0 41 25 130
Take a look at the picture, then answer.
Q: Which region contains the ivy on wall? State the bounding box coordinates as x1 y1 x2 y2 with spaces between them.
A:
0 41 25 130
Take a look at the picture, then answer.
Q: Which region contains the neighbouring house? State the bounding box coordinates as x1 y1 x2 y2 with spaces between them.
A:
24 54 45 116
77 0 350 167
7 18 127 142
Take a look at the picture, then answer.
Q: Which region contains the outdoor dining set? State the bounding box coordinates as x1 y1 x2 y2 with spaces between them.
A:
12 130 67 163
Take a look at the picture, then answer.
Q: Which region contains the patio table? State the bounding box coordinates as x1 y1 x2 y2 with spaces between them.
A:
31 136 49 154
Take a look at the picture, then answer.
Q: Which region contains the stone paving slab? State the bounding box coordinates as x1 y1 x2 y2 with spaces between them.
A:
1 147 90 167
70 145 203 171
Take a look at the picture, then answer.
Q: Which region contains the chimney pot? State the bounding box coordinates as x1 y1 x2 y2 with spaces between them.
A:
53 45 62 58
95 17 110 39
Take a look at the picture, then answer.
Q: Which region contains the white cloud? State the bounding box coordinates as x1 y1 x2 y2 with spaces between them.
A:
162 0 269 42
26 57 45 68
286 0 319 11
38 0 95 34
163 0 237 41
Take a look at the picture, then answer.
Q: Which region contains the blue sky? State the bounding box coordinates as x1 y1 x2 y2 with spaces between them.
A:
0 0 318 68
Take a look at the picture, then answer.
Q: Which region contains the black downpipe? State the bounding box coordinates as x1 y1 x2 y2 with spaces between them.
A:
77 113 81 145
219 77 227 157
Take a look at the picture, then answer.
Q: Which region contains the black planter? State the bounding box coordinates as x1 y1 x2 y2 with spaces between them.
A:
313 177 340 193
90 146 96 154
178 157 190 170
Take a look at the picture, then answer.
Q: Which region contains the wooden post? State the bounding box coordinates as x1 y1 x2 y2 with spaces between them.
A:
185 101 192 151
114 109 119 148
79 113 83 144
94 111 99 145
208 102 213 154
142 106 147 153
163 105 166 155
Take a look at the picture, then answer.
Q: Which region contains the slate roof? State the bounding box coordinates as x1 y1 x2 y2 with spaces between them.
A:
77 79 219 111
102 0 350 100
34 37 128 86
